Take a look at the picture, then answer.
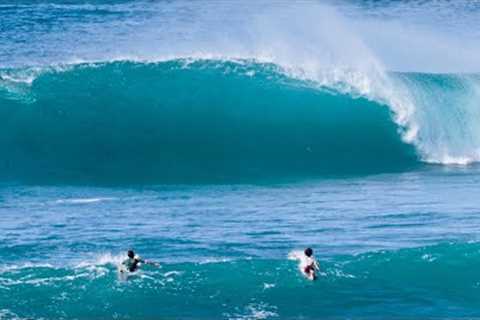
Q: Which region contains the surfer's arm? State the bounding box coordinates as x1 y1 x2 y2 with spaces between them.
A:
147 260 161 267
140 259 160 267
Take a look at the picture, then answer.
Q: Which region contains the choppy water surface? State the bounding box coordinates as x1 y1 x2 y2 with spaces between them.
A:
2 0 480 319
2 168 480 319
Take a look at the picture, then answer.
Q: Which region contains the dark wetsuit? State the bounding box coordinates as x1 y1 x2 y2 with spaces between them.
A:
122 256 143 272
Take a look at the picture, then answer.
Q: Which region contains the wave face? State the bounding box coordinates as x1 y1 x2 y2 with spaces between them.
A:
2 243 480 319
0 60 418 183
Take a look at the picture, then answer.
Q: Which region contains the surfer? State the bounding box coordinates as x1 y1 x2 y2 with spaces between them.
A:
121 250 159 272
302 247 320 280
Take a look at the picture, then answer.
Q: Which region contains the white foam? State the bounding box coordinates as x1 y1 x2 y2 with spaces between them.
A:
0 68 41 103
287 250 304 261
263 283 275 290
330 268 356 279
288 250 309 275
421 254 438 262
198 257 233 265
163 271 182 277
227 303 278 320
0 309 26 320
0 263 54 274
54 197 115 204
77 252 125 268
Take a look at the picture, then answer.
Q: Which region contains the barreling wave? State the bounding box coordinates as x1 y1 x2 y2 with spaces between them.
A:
0 59 421 184
1 242 480 319
1 58 479 184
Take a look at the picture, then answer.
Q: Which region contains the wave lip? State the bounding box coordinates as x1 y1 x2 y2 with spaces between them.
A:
394 72 480 166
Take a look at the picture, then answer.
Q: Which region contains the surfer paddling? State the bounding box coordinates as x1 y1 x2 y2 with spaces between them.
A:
302 247 320 280
121 250 159 273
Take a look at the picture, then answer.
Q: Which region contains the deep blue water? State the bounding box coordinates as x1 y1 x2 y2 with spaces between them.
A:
1 1 480 319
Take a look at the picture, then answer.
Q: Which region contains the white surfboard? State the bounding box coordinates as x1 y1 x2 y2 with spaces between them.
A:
117 264 135 281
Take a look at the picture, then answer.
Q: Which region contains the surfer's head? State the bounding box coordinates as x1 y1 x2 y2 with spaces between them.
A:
305 248 313 257
128 250 135 258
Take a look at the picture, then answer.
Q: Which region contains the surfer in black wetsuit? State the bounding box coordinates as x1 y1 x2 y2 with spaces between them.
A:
121 250 159 272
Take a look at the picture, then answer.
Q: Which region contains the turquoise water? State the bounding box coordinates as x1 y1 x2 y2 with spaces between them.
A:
0 61 419 183
2 1 480 319
2 170 480 319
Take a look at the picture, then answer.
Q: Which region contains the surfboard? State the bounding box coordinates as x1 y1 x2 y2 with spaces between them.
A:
117 264 134 281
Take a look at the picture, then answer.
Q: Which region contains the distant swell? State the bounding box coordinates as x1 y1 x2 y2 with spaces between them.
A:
0 60 419 184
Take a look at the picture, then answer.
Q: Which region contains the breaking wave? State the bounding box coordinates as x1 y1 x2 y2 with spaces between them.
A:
0 59 478 183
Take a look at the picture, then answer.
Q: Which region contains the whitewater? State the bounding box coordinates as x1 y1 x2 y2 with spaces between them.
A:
1 0 480 319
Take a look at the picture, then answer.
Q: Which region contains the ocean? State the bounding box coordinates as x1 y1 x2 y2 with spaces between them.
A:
1 1 480 319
